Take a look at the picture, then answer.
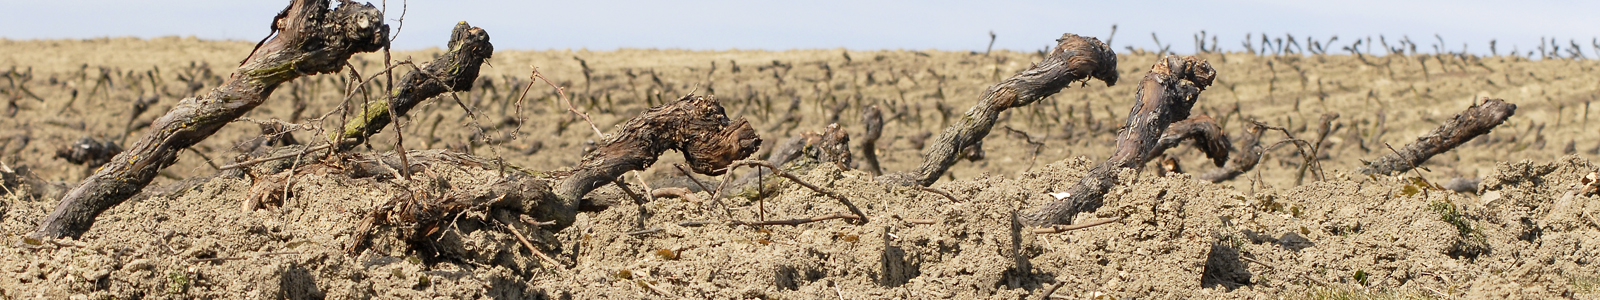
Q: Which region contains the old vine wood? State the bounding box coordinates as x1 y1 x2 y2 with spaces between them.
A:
1020 55 1216 226
333 21 495 150
878 33 1119 187
31 0 390 239
1357 98 1516 176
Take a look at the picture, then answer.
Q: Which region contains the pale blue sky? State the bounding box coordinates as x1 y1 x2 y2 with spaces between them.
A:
1 0 1595 55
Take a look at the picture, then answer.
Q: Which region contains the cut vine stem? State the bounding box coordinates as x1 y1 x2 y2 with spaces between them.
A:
502 220 561 268
1358 98 1517 176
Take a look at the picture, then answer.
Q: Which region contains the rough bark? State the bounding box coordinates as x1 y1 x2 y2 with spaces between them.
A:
32 0 389 239
878 33 1119 187
552 95 760 226
342 150 551 255
285 94 755 250
1199 121 1268 183
754 124 854 169
1144 114 1231 168
807 124 852 167
1357 98 1516 176
1020 55 1216 226
334 21 494 150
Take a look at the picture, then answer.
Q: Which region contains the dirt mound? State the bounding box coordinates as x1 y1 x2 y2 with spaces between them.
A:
2 152 1596 299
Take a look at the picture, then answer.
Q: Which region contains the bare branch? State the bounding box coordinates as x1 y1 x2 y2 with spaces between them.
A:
332 21 493 150
32 0 390 239
1358 98 1516 175
880 33 1118 187
1144 114 1230 167
1020 55 1215 226
552 95 760 227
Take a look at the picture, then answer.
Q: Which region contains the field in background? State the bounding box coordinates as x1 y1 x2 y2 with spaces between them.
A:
2 38 1595 191
2 38 1599 298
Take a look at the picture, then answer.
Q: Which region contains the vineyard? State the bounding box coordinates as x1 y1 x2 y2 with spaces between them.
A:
2 1 1600 299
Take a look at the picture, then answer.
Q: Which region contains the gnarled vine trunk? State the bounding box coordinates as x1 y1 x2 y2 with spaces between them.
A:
1020 55 1216 226
32 0 390 239
877 33 1119 187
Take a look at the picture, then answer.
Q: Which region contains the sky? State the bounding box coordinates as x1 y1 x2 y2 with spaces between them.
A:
1 0 1596 56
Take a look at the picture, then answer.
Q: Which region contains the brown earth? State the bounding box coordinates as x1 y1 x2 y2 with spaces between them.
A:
1 37 1598 299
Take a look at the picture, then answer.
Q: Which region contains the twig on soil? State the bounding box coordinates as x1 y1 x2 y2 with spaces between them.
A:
707 169 736 217
1036 281 1068 300
379 17 405 180
502 221 561 267
676 221 712 227
1358 98 1516 175
890 215 938 225
639 279 675 298
626 228 663 236
731 212 860 226
327 21 490 179
672 163 714 195
1030 216 1123 234
189 251 300 263
519 215 556 227
650 187 700 203
220 144 332 171
611 179 649 205
631 168 656 203
725 159 869 224
328 58 419 145
47 239 88 248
